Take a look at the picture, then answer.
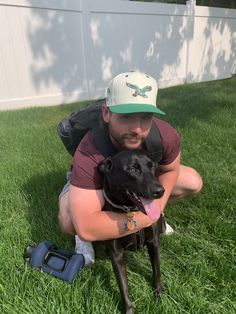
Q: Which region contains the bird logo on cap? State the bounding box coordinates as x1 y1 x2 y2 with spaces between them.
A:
126 82 152 98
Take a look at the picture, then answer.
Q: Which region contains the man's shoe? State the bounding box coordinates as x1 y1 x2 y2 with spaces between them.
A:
164 222 175 235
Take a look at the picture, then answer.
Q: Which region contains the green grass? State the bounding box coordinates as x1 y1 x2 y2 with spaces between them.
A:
0 78 235 313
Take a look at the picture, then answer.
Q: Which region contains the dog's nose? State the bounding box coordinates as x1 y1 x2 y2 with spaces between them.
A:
152 185 165 198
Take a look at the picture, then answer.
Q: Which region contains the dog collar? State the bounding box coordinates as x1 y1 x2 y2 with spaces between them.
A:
103 190 134 213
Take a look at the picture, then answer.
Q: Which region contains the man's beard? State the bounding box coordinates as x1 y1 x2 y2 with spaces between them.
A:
108 125 146 150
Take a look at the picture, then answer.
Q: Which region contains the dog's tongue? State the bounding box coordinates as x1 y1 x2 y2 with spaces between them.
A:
140 197 161 221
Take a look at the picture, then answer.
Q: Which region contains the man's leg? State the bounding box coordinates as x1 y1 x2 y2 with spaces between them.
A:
58 190 95 266
164 165 203 234
170 165 203 201
58 192 75 235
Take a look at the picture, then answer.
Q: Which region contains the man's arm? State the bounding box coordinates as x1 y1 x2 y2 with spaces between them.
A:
155 152 181 212
68 185 156 242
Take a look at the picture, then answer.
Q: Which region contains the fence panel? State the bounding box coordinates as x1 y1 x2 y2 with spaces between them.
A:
0 0 235 110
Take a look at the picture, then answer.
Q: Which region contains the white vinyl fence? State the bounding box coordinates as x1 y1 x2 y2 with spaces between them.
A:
0 0 236 110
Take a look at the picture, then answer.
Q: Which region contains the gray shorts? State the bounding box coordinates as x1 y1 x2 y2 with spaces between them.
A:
59 171 72 200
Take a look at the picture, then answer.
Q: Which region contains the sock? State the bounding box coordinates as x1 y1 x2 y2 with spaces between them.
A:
75 235 95 266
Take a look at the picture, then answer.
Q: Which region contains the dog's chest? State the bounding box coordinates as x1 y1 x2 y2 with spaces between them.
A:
121 229 146 251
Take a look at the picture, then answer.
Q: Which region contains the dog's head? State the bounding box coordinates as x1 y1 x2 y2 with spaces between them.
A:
98 150 165 220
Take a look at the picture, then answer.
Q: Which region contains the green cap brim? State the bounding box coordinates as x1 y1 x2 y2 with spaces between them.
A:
108 103 165 115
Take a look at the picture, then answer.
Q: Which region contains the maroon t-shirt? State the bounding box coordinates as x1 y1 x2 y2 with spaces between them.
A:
71 118 180 189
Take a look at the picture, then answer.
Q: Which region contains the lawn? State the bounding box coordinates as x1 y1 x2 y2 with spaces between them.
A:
0 78 235 313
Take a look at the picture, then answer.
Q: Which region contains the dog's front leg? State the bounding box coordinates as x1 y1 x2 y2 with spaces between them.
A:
106 240 134 314
146 230 164 298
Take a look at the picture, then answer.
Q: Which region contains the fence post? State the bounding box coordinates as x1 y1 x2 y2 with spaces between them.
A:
80 0 92 100
185 0 196 83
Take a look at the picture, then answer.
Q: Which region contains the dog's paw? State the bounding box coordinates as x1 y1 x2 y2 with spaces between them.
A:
125 308 135 314
154 285 164 299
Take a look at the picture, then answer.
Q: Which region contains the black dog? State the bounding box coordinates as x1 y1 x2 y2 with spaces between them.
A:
98 150 166 314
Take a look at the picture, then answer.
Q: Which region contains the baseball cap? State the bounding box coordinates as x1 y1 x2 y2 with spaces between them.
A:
106 71 165 115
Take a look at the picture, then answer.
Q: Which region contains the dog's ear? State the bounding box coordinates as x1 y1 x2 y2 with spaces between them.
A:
98 157 113 174
154 161 160 176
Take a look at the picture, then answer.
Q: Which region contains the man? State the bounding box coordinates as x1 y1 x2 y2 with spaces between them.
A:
58 71 203 265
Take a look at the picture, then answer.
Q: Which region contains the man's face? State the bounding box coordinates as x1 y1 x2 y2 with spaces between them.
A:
102 106 153 150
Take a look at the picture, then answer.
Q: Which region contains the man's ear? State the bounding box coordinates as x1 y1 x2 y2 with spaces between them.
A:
98 157 113 174
102 105 110 123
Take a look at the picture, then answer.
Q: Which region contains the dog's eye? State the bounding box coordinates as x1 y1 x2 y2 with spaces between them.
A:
147 161 156 170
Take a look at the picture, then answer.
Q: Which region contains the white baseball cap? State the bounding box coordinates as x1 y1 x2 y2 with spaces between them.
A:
106 71 165 115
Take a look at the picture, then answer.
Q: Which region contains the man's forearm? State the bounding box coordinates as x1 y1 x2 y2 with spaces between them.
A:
80 169 179 241
156 169 179 212
74 210 154 242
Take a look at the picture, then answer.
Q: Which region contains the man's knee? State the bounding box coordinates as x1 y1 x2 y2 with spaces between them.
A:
186 167 203 195
171 166 203 200
58 193 75 235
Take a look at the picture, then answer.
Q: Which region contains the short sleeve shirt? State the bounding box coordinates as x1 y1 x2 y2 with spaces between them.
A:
71 118 180 189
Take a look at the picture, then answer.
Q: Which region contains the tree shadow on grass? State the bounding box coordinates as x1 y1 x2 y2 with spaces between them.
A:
22 169 73 248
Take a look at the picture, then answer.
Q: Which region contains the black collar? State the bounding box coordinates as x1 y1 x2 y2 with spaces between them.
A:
103 190 134 213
